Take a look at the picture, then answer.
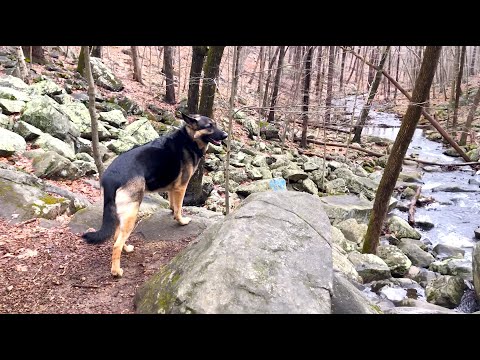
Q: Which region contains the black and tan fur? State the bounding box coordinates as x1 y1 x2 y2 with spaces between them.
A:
82 113 227 277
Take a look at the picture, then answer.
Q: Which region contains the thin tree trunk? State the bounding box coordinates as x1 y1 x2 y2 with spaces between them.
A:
459 86 480 145
261 47 280 115
131 46 144 85
452 45 466 131
367 47 376 88
470 46 477 76
248 47 261 85
324 46 335 124
352 46 391 143
394 46 401 100
91 46 102 58
301 46 314 148
13 46 29 82
257 46 266 94
164 46 176 104
267 46 286 123
362 46 442 254
339 48 347 92
187 46 208 114
83 46 105 178
450 46 460 105
315 46 323 96
225 46 241 215
177 46 182 100
198 46 225 118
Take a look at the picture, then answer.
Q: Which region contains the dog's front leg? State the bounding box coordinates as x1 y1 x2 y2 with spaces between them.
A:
172 185 191 225
168 190 174 212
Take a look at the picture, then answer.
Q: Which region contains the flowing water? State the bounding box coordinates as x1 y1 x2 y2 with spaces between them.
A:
337 96 480 258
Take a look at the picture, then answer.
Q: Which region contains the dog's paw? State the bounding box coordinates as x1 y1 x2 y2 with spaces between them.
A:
177 216 191 226
123 244 134 253
111 267 124 277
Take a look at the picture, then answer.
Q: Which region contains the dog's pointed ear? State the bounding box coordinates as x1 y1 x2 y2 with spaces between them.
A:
181 113 199 128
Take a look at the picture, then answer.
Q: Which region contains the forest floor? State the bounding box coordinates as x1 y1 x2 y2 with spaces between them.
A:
0 46 478 313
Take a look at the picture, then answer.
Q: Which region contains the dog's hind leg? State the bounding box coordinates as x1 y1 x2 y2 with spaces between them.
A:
111 180 144 277
168 190 174 212
172 184 191 226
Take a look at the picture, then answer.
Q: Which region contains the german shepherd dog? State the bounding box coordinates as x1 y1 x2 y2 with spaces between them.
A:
82 113 228 277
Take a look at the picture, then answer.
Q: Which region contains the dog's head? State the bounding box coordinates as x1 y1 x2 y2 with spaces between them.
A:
181 113 228 147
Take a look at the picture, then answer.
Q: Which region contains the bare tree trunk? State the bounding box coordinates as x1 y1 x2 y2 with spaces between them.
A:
452 45 466 131
324 46 335 124
13 46 29 82
470 46 477 76
367 47 376 87
248 47 261 85
198 46 225 118
185 46 225 206
164 46 176 104
450 46 460 105
261 47 280 115
339 48 347 92
91 46 102 58
187 46 208 114
257 46 266 94
315 46 323 96
301 46 314 148
362 46 442 254
459 86 480 145
131 46 144 85
267 46 286 123
83 46 105 178
22 46 46 65
225 46 242 215
177 46 182 101
352 46 391 143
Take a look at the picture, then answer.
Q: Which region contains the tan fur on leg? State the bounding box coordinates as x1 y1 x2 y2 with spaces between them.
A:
172 185 191 225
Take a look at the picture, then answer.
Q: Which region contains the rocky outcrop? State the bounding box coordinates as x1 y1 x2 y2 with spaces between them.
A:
426 275 467 308
0 128 26 157
89 57 124 91
134 191 333 314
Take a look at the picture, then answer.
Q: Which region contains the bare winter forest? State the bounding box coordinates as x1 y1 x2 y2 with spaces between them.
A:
1 45 479 314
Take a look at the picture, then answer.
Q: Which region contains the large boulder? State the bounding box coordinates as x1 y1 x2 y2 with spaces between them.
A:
29 79 63 97
32 151 82 180
0 75 30 92
0 98 25 114
347 251 391 283
331 273 381 314
124 118 158 145
135 191 333 314
0 86 30 102
20 95 77 141
98 109 127 127
429 258 473 281
89 57 124 91
377 245 412 276
13 121 43 141
386 215 421 240
335 218 367 246
319 194 373 225
236 178 286 197
332 243 362 283
397 239 435 268
60 102 110 140
0 167 70 222
0 128 26 157
426 275 467 309
332 167 379 200
33 133 75 160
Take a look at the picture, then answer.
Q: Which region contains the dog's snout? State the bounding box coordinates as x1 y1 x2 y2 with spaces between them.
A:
221 131 228 140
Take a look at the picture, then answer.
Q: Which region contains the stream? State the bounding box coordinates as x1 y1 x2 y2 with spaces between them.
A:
338 95 480 259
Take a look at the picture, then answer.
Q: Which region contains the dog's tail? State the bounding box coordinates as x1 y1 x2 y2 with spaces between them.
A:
82 185 119 244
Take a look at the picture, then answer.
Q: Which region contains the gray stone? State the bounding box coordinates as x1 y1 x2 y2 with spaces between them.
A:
385 306 458 314
60 102 110 140
0 113 12 130
124 118 158 145
89 57 124 91
432 184 479 193
75 152 94 162
0 168 70 222
72 160 97 176
433 244 465 260
98 109 127 127
13 121 43 141
0 86 30 102
397 239 435 268
377 245 412 276
28 79 63 97
325 178 348 195
20 95 77 141
405 266 441 288
298 178 318 195
398 171 423 183
426 275 467 308
32 151 81 180
236 178 286 197
33 133 75 160
331 273 380 314
107 134 139 154
319 194 373 225
0 75 29 92
303 162 319 172
430 258 473 281
443 147 462 157
332 244 362 283
75 137 109 161
244 117 259 138
245 165 263 180
386 215 421 240
282 168 308 182
0 128 26 157
258 167 272 180
397 298 459 314
347 251 391 283
135 191 333 314
473 243 480 301
466 149 480 162
331 226 357 253
336 218 367 246
0 98 25 114
475 227 480 240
